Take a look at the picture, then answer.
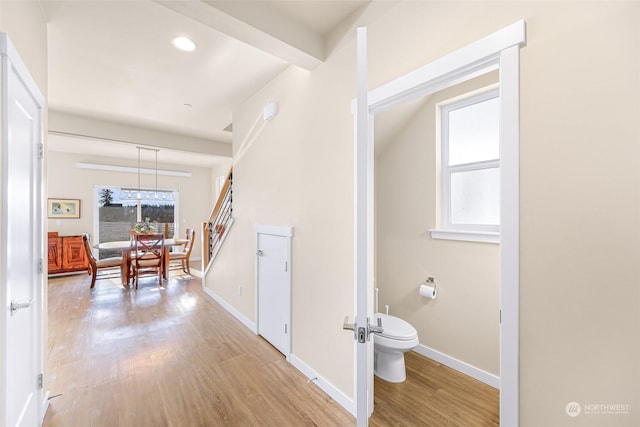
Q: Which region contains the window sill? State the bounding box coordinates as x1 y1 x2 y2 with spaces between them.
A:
429 229 500 244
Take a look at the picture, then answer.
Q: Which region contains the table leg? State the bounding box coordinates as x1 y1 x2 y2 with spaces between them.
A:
163 247 170 280
121 248 132 285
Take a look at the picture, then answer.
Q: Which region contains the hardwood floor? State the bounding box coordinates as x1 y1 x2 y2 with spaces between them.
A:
43 267 352 426
44 266 498 426
370 352 499 426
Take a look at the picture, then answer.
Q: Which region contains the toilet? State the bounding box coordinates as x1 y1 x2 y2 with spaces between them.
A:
373 313 419 383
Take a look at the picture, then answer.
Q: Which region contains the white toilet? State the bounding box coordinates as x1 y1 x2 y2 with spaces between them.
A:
373 313 419 383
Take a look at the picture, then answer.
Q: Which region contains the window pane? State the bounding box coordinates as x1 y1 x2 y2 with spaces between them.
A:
97 187 176 259
450 168 500 225
448 96 499 165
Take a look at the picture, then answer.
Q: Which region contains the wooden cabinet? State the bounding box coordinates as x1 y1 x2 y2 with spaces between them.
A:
48 234 88 275
48 235 63 272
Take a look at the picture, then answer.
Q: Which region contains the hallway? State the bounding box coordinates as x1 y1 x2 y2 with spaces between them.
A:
44 269 352 426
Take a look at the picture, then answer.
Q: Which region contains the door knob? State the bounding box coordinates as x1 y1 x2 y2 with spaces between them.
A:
10 299 33 315
256 250 264 256
343 316 357 340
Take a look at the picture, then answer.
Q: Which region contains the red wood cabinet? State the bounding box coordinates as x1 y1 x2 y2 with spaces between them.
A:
47 235 63 272
48 234 88 275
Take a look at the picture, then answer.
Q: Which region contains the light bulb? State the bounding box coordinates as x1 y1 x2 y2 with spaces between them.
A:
171 36 196 52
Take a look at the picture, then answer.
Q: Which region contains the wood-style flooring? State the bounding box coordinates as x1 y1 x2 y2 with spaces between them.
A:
370 352 499 426
44 265 498 426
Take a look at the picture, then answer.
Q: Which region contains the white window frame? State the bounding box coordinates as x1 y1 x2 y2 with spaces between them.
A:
433 87 500 243
92 185 180 250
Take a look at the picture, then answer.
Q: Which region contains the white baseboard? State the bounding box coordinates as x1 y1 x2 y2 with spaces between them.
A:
200 283 355 417
289 354 356 417
202 285 257 333
41 390 50 423
413 344 499 389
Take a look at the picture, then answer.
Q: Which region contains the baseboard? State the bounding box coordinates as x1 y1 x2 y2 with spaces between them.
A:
413 344 499 389
201 285 257 333
41 390 50 423
289 354 356 417
200 286 355 416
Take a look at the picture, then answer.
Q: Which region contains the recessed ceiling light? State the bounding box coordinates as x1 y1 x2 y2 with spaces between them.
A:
171 36 196 52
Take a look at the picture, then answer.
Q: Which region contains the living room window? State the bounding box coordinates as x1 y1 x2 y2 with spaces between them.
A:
434 87 500 242
94 186 178 259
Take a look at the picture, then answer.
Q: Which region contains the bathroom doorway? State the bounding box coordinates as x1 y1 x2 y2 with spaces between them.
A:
352 21 525 425
371 69 500 423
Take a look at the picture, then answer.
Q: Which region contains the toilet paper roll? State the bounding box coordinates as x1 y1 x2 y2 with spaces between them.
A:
419 284 437 299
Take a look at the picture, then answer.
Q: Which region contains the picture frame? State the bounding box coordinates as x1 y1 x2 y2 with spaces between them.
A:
48 198 80 219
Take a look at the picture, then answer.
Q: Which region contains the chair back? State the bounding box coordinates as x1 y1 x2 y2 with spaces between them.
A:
82 234 98 269
134 233 164 261
183 228 195 254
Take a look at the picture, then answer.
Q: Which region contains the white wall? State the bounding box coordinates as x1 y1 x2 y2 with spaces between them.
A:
0 1 48 93
47 150 228 260
205 61 357 397
376 71 500 376
206 2 640 426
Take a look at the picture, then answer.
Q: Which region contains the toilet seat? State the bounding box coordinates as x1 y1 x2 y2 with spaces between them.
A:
374 313 418 341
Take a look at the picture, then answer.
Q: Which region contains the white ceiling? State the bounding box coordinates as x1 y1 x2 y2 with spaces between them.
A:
44 0 369 161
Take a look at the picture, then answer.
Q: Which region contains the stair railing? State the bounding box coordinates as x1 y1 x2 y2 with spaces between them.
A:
203 168 233 269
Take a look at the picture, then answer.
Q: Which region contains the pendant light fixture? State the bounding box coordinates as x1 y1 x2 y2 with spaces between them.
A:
120 146 173 206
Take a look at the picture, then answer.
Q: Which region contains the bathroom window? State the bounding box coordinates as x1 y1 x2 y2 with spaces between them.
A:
435 88 500 241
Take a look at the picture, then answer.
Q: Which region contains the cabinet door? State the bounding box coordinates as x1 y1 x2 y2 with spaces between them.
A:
48 237 63 272
62 236 88 271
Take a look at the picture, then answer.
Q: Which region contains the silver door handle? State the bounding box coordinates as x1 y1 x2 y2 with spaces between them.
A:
344 316 383 343
368 317 384 335
343 316 357 340
10 299 33 314
256 250 264 256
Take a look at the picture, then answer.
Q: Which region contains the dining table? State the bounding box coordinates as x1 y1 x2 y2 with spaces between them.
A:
96 238 188 284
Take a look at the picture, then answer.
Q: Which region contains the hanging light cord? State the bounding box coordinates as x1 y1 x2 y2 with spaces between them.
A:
155 149 158 199
137 147 141 199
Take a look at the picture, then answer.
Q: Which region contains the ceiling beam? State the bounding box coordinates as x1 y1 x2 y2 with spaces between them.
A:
154 0 324 70
49 110 232 158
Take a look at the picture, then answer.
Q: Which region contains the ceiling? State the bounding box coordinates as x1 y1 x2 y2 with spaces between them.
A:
44 0 369 166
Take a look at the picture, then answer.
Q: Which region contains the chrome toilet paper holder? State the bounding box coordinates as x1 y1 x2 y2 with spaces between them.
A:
425 276 436 290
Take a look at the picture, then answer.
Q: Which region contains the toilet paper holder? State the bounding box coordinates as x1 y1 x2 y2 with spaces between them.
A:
419 277 437 299
424 277 436 290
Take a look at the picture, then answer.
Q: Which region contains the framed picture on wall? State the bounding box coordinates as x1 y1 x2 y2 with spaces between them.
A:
48 198 80 218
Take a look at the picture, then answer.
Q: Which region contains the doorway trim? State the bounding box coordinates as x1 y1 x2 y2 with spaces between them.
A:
354 20 525 425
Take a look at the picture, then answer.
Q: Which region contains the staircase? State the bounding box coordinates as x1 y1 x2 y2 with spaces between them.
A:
203 167 233 269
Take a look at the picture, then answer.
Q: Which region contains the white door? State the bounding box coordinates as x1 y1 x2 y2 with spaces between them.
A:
1 34 45 426
353 27 375 427
256 230 291 356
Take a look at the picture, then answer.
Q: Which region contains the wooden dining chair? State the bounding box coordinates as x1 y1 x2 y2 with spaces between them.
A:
132 233 165 289
82 234 123 288
169 228 195 274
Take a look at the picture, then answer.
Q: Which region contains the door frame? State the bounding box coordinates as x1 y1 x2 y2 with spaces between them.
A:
0 32 46 424
255 224 293 359
353 21 526 425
